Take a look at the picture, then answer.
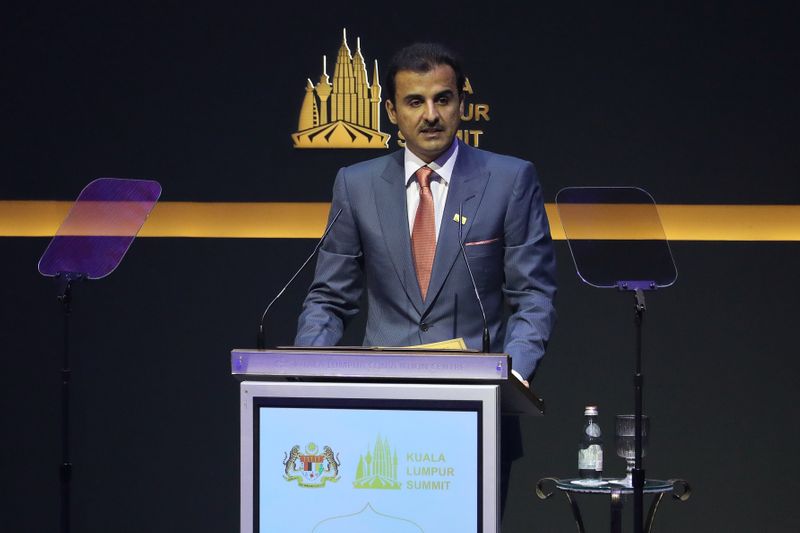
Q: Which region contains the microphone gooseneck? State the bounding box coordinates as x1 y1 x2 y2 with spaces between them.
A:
457 197 490 353
257 208 344 349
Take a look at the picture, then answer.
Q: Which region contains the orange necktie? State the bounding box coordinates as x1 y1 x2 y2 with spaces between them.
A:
412 166 436 300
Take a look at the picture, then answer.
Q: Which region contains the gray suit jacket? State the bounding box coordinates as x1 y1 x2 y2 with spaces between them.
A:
295 141 557 379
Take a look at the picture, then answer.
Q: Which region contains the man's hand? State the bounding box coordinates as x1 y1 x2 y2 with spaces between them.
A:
511 369 530 389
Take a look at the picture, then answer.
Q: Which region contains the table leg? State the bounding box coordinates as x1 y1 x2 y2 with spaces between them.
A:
644 492 664 533
536 478 586 533
564 492 587 533
610 491 623 533
644 479 692 532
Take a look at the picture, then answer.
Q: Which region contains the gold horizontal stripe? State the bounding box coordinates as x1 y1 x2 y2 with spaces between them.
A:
1 201 799 241
40 201 158 236
0 201 332 238
557 204 671 240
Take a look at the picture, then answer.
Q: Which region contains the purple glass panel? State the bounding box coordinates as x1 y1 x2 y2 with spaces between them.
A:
38 178 161 279
555 187 677 289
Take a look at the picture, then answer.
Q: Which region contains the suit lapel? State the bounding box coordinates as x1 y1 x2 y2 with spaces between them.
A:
424 143 490 314
374 150 425 312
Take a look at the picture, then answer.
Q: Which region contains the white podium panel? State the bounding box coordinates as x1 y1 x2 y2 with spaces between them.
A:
240 381 500 533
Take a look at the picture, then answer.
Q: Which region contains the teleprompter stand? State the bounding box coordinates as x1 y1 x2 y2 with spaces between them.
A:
38 178 161 533
556 186 678 533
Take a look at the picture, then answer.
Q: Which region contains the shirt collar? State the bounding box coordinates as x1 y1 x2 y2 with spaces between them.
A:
404 138 459 187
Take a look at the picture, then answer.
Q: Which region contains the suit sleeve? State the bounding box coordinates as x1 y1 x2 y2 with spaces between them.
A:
502 161 557 380
294 168 364 346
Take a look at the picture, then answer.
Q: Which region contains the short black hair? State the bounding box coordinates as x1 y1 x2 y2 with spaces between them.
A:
384 43 466 104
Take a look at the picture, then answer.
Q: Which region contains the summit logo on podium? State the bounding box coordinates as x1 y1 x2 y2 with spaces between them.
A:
292 29 390 149
353 435 401 489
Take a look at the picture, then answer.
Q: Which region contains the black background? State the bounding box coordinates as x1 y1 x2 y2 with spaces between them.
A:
2 2 799 531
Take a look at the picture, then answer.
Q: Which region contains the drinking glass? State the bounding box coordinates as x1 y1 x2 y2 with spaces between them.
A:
615 414 649 487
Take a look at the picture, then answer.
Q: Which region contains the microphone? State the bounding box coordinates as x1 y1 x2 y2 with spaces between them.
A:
257 208 344 349
457 197 490 353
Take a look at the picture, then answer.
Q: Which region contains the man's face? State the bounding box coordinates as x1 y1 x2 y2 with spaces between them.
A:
385 64 463 163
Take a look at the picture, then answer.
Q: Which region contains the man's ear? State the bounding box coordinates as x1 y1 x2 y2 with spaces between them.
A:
458 94 465 117
385 99 398 125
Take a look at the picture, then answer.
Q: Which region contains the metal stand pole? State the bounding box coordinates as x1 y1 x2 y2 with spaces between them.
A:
57 273 82 533
633 288 646 533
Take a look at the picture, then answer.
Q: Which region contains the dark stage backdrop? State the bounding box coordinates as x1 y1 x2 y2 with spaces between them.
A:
2 3 798 532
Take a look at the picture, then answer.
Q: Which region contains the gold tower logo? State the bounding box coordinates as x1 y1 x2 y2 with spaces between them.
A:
292 30 390 149
353 435 401 489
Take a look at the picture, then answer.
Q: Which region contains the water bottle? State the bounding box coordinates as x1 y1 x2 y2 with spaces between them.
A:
578 405 603 479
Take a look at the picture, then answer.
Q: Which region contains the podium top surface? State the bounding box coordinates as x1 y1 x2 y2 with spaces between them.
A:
231 348 544 415
232 347 507 380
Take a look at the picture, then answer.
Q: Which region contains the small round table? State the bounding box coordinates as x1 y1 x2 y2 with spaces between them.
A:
536 477 691 533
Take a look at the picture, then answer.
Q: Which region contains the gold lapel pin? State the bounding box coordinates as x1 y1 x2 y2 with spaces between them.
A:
452 214 467 225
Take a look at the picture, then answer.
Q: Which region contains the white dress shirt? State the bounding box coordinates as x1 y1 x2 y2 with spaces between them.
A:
404 139 459 241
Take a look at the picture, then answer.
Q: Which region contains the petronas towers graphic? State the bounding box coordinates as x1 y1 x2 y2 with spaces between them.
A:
353 435 401 489
292 30 390 149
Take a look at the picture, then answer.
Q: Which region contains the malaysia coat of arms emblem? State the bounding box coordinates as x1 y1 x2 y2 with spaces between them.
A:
283 442 341 488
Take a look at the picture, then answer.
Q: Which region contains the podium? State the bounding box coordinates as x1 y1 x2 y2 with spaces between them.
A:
231 348 543 533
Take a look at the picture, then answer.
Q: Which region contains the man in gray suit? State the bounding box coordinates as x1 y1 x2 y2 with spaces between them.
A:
295 43 557 384
295 44 556 512
295 41 557 519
